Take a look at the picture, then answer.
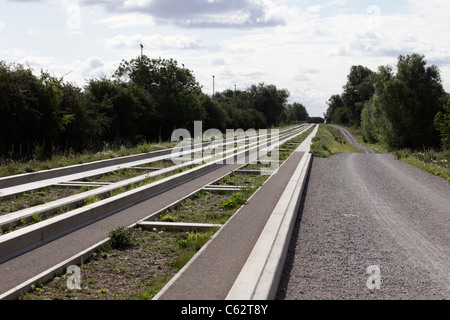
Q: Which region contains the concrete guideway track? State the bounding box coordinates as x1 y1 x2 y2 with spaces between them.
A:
0 125 307 232
0 125 300 199
155 126 318 300
0 125 316 299
278 153 450 299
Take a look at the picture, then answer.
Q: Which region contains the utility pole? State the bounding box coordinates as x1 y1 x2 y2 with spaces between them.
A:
140 44 144 58
213 75 215 98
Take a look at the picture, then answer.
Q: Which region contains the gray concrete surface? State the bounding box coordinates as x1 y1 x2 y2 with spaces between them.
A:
277 153 450 300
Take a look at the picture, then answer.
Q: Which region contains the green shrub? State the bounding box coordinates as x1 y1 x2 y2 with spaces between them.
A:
220 192 247 209
109 227 133 249
138 143 152 153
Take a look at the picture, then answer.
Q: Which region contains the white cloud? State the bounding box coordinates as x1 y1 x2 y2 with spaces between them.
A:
82 0 286 29
106 34 203 50
0 22 5 32
19 56 57 68
95 13 155 28
210 58 226 66
55 56 119 85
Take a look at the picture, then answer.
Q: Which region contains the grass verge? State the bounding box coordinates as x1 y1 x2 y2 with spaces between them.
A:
393 149 450 182
310 124 360 157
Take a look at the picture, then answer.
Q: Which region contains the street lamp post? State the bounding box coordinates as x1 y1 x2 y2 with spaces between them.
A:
213 75 215 98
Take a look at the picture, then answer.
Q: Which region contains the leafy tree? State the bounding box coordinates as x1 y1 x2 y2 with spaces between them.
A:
84 78 155 143
341 65 375 128
434 96 450 150
0 62 74 157
201 94 229 131
280 106 297 125
248 83 289 127
361 54 446 149
114 56 204 139
58 82 108 151
290 102 309 122
325 94 348 125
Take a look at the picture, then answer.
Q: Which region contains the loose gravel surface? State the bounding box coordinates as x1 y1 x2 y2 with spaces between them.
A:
277 153 450 300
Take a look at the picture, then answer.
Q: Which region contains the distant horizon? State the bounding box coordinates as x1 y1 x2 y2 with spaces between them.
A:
1 0 449 118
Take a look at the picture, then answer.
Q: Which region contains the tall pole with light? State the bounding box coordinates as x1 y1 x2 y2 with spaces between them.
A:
212 75 215 98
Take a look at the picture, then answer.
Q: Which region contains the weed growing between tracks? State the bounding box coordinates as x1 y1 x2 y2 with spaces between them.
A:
19 227 216 300
158 189 255 225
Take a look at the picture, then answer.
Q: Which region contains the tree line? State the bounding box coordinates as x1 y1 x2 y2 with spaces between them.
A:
325 53 450 151
0 56 311 159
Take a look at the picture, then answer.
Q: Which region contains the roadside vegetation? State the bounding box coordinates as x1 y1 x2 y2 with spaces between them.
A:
324 53 450 181
341 125 450 181
310 124 360 157
393 149 450 181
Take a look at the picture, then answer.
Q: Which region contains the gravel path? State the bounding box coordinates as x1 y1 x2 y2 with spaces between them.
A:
277 153 450 300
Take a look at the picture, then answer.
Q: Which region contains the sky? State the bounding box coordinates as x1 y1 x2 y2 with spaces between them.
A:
1 0 449 118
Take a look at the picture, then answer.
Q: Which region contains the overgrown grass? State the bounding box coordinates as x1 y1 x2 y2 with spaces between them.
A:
343 126 389 154
393 149 450 182
310 124 360 157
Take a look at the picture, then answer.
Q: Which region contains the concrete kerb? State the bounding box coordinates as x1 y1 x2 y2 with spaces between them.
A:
225 125 318 300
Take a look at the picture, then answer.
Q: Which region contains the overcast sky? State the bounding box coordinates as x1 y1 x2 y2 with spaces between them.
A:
1 0 449 117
